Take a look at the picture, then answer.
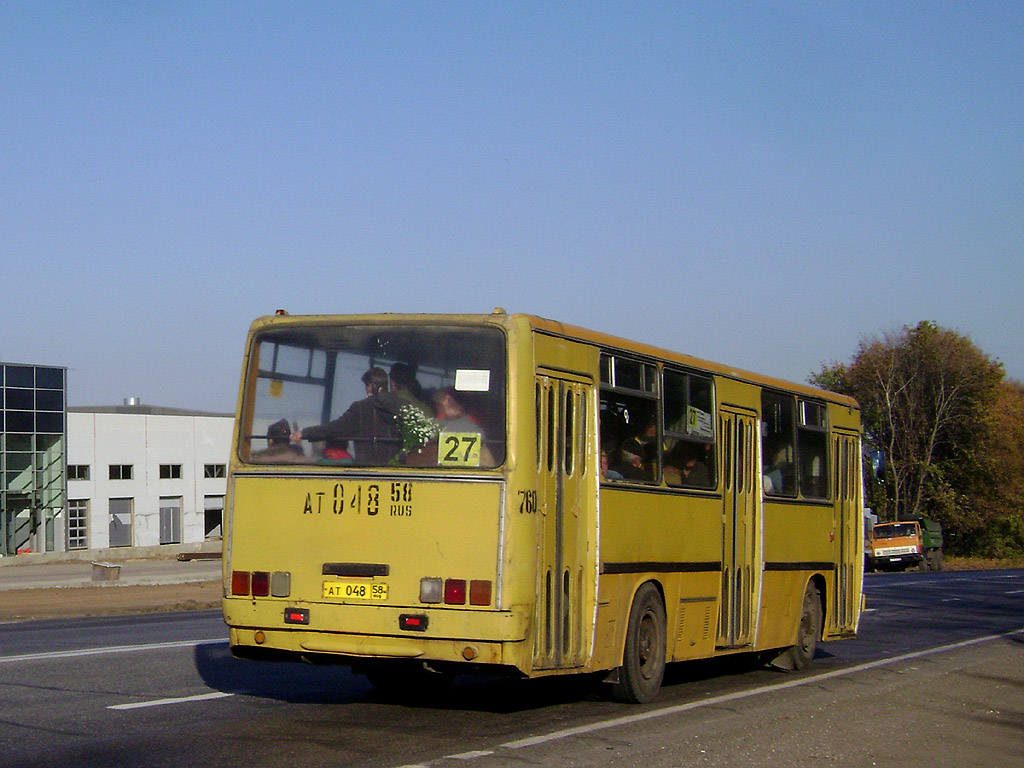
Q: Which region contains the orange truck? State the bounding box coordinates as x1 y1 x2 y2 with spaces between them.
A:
866 518 944 572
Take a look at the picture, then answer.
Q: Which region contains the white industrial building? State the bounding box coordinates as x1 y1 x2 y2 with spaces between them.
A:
64 402 233 554
2 359 232 558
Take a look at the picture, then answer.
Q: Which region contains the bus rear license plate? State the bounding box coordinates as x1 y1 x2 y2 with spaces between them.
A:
323 581 388 601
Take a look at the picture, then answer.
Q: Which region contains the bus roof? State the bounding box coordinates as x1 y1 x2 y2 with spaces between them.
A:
249 309 859 411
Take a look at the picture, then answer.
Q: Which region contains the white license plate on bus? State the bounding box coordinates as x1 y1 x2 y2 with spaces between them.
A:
323 581 389 601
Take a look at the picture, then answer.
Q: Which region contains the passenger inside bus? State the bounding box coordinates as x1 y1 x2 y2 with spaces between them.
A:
763 446 794 495
619 418 658 480
389 362 432 416
664 439 712 488
291 366 403 464
600 446 625 481
433 388 481 432
251 419 306 463
432 387 494 466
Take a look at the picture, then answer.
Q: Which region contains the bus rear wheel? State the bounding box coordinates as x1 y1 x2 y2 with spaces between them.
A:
611 582 666 703
772 581 822 671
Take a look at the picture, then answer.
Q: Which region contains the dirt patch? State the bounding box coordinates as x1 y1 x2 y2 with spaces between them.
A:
944 556 1024 570
0 581 222 622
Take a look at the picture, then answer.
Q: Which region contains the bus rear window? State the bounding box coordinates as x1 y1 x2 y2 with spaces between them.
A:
242 325 506 468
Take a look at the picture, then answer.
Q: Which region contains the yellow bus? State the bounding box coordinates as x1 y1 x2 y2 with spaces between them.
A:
223 310 862 702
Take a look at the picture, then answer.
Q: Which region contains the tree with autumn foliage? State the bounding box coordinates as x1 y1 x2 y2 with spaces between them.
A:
812 321 1023 556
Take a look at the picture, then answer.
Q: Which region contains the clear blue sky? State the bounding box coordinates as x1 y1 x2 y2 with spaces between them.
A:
3 2 1021 412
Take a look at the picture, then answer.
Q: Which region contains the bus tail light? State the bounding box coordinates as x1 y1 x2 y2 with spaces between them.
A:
231 570 291 598
469 580 492 606
231 570 251 596
420 577 443 604
444 579 466 604
271 571 291 597
252 571 271 597
420 577 492 606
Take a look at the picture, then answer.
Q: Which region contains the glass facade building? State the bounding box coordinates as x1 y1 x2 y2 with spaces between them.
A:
1 363 67 556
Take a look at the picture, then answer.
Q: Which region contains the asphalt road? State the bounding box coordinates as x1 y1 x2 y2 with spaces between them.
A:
1 569 1022 768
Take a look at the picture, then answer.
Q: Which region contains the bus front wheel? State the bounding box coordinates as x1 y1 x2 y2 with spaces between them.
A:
611 582 666 703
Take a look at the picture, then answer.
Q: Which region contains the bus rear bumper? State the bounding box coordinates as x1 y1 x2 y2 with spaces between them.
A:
223 597 530 669
228 625 514 668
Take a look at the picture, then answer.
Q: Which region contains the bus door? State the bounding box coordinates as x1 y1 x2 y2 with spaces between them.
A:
716 408 761 649
533 371 593 670
833 430 861 633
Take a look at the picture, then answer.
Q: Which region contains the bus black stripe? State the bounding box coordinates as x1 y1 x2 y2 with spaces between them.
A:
763 561 836 572
601 561 721 575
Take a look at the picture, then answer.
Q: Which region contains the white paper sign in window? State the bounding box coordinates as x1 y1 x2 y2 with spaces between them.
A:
686 406 714 439
455 369 490 392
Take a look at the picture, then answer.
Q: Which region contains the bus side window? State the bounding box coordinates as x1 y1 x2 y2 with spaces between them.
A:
761 391 796 496
599 353 659 483
797 400 829 499
599 394 657 482
663 368 716 489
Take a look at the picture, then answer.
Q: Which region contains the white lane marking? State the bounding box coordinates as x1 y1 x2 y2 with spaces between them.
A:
382 627 1024 766
0 638 225 664
497 627 1024 752
108 691 235 710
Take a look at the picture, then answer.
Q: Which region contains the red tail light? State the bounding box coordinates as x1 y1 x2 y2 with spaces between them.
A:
444 579 466 604
231 570 251 596
251 571 271 597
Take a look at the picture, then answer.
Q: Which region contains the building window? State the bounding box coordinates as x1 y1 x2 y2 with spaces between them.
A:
159 496 183 544
108 498 133 547
68 465 90 481
159 464 182 480
109 464 133 481
204 463 226 479
67 499 89 550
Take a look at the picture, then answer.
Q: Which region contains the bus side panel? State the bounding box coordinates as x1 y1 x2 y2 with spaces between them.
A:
758 502 835 649
597 488 723 667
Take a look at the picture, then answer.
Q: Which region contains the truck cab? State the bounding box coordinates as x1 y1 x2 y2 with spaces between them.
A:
866 518 943 572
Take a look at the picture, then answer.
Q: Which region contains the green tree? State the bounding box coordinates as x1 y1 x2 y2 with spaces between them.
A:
959 380 1024 556
812 322 1007 549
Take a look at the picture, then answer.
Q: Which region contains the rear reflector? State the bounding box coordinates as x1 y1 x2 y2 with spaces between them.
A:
399 614 429 631
231 570 251 596
284 607 309 625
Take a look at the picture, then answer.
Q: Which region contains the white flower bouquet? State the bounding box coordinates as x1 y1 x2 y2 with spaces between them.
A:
396 404 438 453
